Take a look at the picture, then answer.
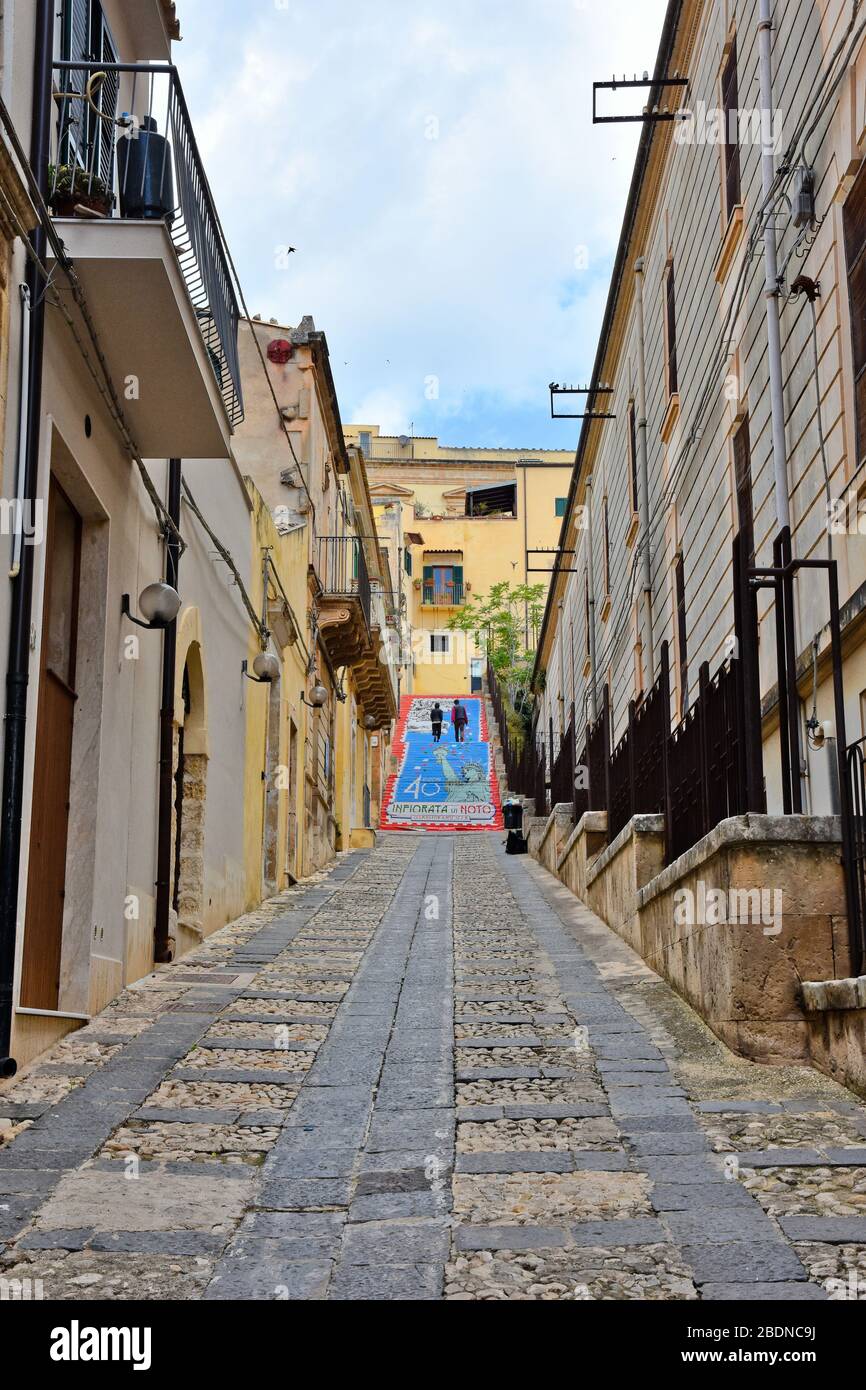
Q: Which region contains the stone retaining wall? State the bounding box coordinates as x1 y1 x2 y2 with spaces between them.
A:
533 809 851 1068
803 975 866 1098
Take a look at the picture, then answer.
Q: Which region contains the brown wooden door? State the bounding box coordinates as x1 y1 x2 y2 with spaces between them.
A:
286 719 298 881
20 480 81 1010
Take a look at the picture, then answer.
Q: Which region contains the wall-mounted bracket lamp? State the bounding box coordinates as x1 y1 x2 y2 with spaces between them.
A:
242 651 281 684
121 582 181 630
300 682 328 708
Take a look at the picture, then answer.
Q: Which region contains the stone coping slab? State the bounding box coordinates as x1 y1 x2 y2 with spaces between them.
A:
636 814 842 912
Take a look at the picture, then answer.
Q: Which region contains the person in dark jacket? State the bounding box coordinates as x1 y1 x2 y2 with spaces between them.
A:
451 699 468 742
430 701 443 742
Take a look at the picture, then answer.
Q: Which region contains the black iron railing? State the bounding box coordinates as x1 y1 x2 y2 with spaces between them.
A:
847 740 866 975
492 633 748 865
51 61 243 428
317 536 371 630
608 647 670 843
422 583 464 606
550 710 574 811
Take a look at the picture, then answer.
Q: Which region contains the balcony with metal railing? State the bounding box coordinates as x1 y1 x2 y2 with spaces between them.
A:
47 61 242 458
422 582 464 607
316 537 396 728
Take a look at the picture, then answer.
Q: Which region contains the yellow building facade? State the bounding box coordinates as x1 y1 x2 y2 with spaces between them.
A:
343 426 573 696
235 324 398 895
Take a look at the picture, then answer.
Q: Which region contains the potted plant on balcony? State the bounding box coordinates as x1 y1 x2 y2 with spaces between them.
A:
49 165 113 218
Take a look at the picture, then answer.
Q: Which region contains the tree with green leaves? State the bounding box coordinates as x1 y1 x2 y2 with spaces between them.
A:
447 580 546 727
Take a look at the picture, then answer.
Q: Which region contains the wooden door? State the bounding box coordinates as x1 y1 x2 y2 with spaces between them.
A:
21 480 82 1010
286 719 298 882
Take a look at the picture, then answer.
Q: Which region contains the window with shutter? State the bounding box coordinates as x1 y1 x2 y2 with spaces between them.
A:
665 263 678 397
844 164 866 470
628 401 639 513
721 38 741 220
59 0 119 192
733 415 754 567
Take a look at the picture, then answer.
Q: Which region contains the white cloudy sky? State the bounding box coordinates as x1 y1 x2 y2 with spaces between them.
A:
175 0 668 448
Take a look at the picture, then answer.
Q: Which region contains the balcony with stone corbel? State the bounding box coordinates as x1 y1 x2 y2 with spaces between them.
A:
314 537 396 727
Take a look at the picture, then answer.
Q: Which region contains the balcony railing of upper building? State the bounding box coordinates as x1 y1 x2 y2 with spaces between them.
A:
317 536 371 631
422 582 464 606
51 60 243 428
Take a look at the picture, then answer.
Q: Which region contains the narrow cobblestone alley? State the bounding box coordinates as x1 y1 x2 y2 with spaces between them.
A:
1 833 865 1302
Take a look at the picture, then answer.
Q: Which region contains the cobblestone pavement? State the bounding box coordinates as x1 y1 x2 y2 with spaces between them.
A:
2 834 866 1300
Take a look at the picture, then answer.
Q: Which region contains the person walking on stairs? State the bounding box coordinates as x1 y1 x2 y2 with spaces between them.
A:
451 698 468 743
430 701 444 742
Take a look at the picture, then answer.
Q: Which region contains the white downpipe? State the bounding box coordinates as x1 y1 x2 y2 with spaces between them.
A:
557 600 566 733
10 284 31 580
634 257 656 684
585 474 599 723
758 0 792 534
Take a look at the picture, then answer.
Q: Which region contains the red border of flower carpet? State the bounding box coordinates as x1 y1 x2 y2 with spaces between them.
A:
380 694 504 832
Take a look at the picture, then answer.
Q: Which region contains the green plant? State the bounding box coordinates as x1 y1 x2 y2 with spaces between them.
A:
49 164 111 208
447 579 545 718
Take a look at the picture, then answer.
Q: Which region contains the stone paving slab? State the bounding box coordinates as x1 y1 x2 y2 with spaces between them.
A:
779 1216 866 1242
700 1282 829 1300
681 1241 808 1285
4 832 866 1302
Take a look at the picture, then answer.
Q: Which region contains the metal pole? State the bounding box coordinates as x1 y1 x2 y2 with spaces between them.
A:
781 527 803 812
585 474 598 722
772 532 793 814
827 561 861 974
634 257 655 683
557 600 566 734
758 0 792 534
153 459 182 964
9 286 32 581
0 0 54 1077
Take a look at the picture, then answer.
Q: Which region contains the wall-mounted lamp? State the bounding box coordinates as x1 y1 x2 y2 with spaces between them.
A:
301 682 328 708
122 582 181 630
807 716 833 751
363 714 377 731
243 651 281 684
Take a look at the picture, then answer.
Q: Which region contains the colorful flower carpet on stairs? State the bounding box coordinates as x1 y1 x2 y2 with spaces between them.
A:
380 695 503 831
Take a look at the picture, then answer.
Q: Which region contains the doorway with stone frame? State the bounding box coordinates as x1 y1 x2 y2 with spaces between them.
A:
172 642 208 956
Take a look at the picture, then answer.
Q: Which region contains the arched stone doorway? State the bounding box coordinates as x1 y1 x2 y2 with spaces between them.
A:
172 616 208 956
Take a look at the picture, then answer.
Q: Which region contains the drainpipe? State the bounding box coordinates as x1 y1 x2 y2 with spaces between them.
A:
585 474 599 723
633 257 656 685
758 0 791 535
153 459 182 965
557 601 566 734
8 286 31 582
0 0 54 1077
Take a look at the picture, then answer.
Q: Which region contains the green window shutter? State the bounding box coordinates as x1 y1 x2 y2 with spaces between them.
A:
423 564 433 581
453 564 464 587
404 550 412 576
